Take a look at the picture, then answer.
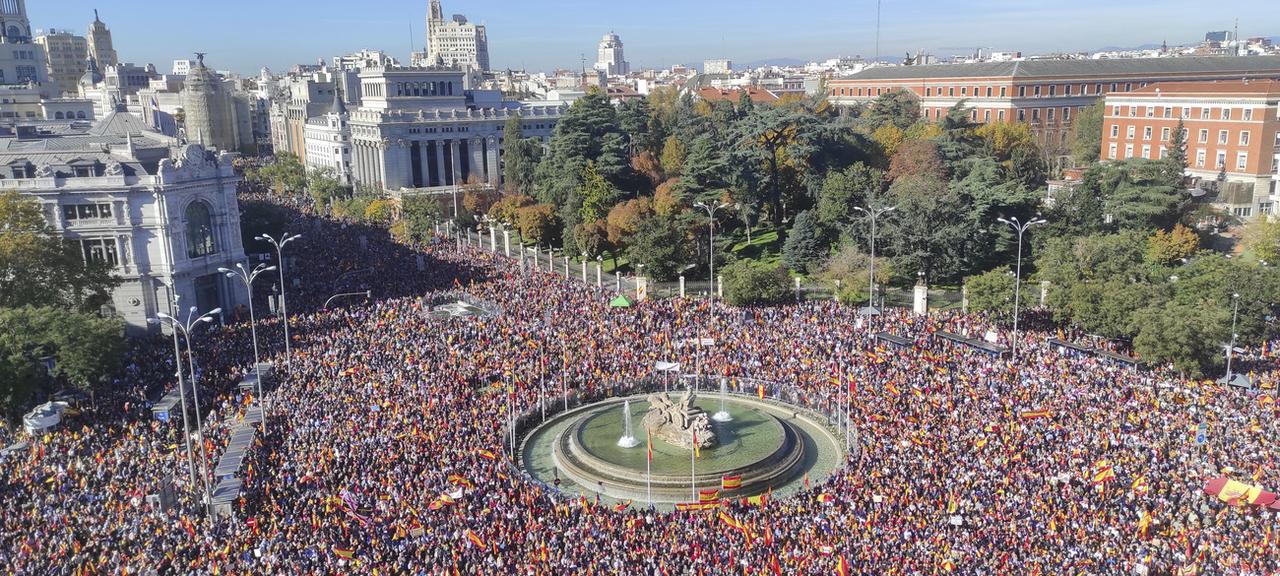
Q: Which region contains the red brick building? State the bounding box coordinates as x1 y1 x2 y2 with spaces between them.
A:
1101 80 1280 219
827 56 1280 158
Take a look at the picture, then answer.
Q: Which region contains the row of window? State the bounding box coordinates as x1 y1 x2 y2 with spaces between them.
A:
830 81 1142 99
1110 143 1255 172
392 81 456 98
1111 104 1262 121
1111 125 1280 147
924 105 1082 124
63 203 113 221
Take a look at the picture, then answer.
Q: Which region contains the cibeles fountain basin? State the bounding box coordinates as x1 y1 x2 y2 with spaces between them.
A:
519 392 845 505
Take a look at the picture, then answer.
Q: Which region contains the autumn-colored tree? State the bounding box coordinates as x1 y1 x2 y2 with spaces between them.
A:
515 204 561 246
660 136 686 177
606 197 654 246
1241 218 1280 265
573 218 612 259
976 122 1037 160
462 179 497 215
887 139 945 181
903 122 943 142
870 124 905 160
363 199 395 225
631 151 664 187
653 178 684 217
1146 224 1200 265
489 194 535 225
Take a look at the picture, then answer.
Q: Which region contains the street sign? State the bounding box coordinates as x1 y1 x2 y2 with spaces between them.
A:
1196 422 1207 445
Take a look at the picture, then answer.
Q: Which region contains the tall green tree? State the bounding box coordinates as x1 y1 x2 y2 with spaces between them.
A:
578 162 619 226
625 215 690 281
617 98 655 154
1069 102 1105 165
0 306 124 415
860 90 920 131
502 116 543 195
680 134 730 205
782 210 827 274
816 163 883 230
722 260 792 306
1163 119 1188 187
0 191 117 312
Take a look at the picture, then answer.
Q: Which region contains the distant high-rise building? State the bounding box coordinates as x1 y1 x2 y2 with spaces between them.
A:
425 0 489 71
181 53 238 152
704 59 732 75
34 28 87 96
86 9 117 70
594 32 629 76
0 0 54 95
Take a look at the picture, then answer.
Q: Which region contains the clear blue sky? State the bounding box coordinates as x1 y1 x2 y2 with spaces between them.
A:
34 0 1280 74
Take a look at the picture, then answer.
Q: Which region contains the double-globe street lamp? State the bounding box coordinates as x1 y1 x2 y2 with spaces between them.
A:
693 202 733 300
851 204 897 312
149 305 222 521
255 233 301 369
220 262 276 435
996 216 1047 357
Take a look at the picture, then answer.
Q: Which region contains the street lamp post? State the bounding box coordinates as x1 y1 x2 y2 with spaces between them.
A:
220 263 277 435
150 305 222 522
693 202 731 300
1226 292 1240 383
148 294 196 490
996 216 1047 357
851 204 897 311
255 233 301 370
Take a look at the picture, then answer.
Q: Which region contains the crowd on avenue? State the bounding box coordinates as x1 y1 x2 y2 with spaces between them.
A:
2 193 1278 576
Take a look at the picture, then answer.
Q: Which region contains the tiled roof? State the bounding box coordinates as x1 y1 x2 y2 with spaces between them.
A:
840 55 1280 81
1122 79 1280 97
696 86 778 103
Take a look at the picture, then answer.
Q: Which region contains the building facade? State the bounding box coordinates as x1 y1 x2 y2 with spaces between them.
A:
0 0 53 96
827 56 1280 155
303 90 352 184
85 10 116 70
33 29 86 97
346 66 562 192
704 59 732 75
595 32 629 77
424 0 489 71
1101 80 1280 219
0 111 247 332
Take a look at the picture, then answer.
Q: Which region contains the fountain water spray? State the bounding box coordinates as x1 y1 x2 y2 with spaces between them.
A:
712 377 733 422
617 399 640 448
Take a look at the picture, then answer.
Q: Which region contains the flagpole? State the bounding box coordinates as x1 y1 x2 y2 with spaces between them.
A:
540 356 546 423
690 439 696 503
646 429 653 507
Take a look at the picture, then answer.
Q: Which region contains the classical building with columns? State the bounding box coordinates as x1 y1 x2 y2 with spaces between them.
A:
0 109 248 333
345 66 564 192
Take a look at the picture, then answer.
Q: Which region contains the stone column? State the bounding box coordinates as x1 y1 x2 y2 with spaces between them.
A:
435 140 447 187
961 285 969 313
487 136 501 186
679 275 685 298
470 138 484 185
503 229 511 257
596 263 602 287
418 139 433 188
563 256 569 278
449 140 462 187
581 261 587 282
1040 281 1050 307
489 226 497 252
717 275 723 298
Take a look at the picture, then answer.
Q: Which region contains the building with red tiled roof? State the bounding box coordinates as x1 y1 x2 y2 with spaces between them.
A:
1101 79 1280 220
696 86 779 104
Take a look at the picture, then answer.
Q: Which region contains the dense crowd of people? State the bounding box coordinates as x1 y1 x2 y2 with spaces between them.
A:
2 192 1278 576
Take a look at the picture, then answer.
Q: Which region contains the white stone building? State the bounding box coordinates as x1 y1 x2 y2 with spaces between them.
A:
0 111 247 332
595 32 630 77
303 89 352 185
704 59 732 75
347 66 563 192
423 0 489 71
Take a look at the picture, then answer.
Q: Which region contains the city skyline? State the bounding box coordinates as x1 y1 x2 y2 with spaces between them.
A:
33 0 1280 74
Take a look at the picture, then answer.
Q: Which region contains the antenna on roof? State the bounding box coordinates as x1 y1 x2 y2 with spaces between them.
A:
874 0 882 63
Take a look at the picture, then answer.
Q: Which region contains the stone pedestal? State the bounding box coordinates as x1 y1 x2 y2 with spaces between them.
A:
679 275 685 298
503 230 511 257
961 285 969 313
717 275 723 298
1040 281 1050 307
636 277 649 301
913 281 928 316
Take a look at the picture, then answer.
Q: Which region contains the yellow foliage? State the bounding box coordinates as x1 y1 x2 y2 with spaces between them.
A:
976 122 1036 159
872 124 906 158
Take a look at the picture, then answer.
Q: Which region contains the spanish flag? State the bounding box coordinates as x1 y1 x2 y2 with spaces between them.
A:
1131 475 1150 496
464 529 488 550
836 555 849 576
757 384 766 399
1090 459 1116 486
770 555 783 576
817 493 834 504
475 449 497 461
675 501 721 511
699 489 720 503
692 429 701 459
722 475 742 490
646 429 653 463
332 546 355 560
447 475 474 489
1019 409 1052 420
613 500 632 512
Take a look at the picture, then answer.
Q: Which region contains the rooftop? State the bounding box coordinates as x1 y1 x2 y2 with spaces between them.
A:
697 86 778 104
1121 79 1280 98
838 55 1280 81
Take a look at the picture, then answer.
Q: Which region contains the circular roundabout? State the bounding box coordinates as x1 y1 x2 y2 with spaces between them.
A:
519 388 847 508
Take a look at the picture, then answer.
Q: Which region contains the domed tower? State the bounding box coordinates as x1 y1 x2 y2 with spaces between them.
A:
180 53 237 151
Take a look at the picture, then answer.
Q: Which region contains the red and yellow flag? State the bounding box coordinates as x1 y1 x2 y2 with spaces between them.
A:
836 556 849 576
722 475 742 490
464 529 488 550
